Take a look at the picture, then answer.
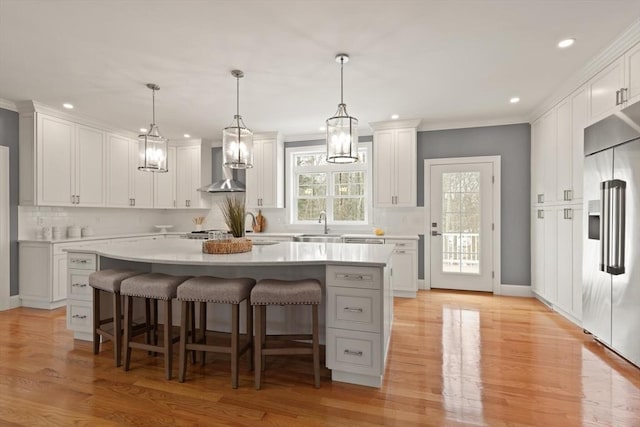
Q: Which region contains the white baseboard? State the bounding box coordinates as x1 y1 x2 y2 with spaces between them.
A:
500 284 533 297
418 279 427 290
9 295 21 308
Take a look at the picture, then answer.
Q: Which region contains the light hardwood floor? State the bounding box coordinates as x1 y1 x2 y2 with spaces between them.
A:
1 290 640 426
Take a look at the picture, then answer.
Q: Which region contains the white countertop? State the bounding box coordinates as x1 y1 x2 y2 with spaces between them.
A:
18 232 184 244
64 238 395 267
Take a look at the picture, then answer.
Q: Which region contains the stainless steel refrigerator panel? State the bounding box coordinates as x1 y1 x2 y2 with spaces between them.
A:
611 139 640 366
583 149 613 345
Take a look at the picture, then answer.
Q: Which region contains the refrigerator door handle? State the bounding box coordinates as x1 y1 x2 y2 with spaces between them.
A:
600 181 609 272
608 179 626 275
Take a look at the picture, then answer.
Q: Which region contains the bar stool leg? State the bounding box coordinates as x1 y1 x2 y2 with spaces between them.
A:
178 300 189 383
92 288 101 355
246 298 253 370
123 295 133 372
312 304 320 388
113 292 123 367
164 300 173 380
260 305 267 371
199 301 207 366
254 305 263 390
231 303 239 389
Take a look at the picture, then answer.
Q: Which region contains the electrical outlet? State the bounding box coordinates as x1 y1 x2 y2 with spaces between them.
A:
37 216 44 226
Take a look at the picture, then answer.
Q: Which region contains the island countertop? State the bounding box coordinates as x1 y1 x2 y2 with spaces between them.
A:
65 238 395 267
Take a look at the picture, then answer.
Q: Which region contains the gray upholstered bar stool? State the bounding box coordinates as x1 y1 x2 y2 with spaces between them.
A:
121 273 191 380
89 269 143 367
177 276 256 389
251 278 322 389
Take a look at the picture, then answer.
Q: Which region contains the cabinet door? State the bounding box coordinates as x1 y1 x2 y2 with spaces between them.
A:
130 140 154 208
625 42 640 106
154 146 176 208
106 134 132 207
532 209 546 296
76 125 106 206
531 118 544 204
176 146 201 208
542 208 557 303
541 110 557 204
391 250 416 295
589 57 625 123
571 87 588 201
556 99 572 202
373 130 395 207
555 208 573 314
394 128 417 207
37 114 74 206
244 144 260 208
188 146 204 208
259 139 277 208
53 253 67 301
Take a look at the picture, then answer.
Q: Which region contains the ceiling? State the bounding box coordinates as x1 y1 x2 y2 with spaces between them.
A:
1 1 640 141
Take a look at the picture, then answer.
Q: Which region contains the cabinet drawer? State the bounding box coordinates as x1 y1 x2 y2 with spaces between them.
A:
67 300 92 333
326 328 381 376
67 253 96 270
68 270 92 300
326 265 381 290
327 287 380 333
385 239 417 251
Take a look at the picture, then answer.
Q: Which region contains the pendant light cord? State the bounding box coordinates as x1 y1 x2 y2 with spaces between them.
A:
236 76 240 117
340 56 344 105
151 88 156 126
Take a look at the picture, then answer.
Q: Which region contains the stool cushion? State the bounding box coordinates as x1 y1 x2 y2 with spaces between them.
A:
177 276 256 304
89 269 143 293
251 279 322 305
121 273 191 300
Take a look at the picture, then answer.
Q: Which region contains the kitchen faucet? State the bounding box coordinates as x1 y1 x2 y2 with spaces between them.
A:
318 210 328 235
245 212 256 233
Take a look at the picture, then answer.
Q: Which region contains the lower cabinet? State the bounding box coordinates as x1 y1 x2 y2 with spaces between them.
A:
66 252 97 340
325 264 392 388
531 204 583 325
19 242 70 309
385 238 418 298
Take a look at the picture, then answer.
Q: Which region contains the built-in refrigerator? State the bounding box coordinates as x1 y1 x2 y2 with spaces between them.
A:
583 100 640 368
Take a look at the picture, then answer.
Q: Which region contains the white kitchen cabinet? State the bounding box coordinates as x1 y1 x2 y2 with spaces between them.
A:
176 145 204 208
531 207 556 303
530 118 544 205
570 87 588 201
154 146 176 208
75 124 107 206
384 238 417 298
245 132 284 209
588 57 625 124
325 264 392 387
625 41 640 106
106 134 154 208
19 242 70 309
66 252 98 340
373 126 417 207
555 206 583 322
531 109 557 205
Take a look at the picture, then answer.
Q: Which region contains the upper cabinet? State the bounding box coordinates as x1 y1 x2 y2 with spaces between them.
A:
154 146 176 208
588 41 640 124
176 145 205 208
105 134 153 208
19 109 106 207
371 119 420 208
245 132 284 209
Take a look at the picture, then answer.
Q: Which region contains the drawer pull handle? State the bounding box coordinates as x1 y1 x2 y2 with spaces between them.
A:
344 307 363 313
72 314 87 319
337 273 372 281
72 259 89 264
344 349 363 357
72 283 87 288
395 250 406 254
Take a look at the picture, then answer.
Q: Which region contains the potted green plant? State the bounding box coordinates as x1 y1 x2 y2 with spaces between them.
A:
219 195 245 238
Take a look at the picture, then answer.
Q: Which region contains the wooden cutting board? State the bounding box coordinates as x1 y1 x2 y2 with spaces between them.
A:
253 209 266 232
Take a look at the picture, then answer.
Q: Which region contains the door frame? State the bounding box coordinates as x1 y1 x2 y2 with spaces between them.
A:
424 156 501 294
0 146 9 310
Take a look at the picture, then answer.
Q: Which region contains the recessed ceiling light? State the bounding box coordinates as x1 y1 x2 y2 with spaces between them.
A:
558 38 575 48
139 127 148 133
510 97 520 104
391 114 399 120
183 134 191 138
62 103 74 109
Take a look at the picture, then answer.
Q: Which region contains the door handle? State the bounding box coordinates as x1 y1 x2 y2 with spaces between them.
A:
609 179 626 275
600 181 609 272
431 231 442 236
616 89 621 106
621 88 628 104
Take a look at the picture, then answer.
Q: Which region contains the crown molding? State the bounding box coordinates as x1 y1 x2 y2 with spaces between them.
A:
417 116 529 132
0 98 17 112
369 118 422 131
529 18 640 122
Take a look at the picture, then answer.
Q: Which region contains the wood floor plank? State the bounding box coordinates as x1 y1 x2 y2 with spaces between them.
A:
1 291 640 425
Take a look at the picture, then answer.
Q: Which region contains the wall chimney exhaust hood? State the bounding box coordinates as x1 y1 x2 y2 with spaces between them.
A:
198 147 246 193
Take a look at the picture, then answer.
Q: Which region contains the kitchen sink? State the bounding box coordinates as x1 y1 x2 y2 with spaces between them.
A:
293 234 343 243
251 240 280 246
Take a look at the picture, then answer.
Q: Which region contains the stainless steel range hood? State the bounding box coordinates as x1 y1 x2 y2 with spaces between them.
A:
198 146 246 193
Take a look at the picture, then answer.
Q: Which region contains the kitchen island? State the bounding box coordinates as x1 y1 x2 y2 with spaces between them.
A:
65 238 395 387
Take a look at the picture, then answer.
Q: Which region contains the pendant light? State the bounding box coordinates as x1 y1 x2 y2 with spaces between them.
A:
138 83 168 172
223 70 254 169
326 53 358 163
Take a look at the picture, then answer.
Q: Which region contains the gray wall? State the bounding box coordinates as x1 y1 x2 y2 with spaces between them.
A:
417 123 531 286
0 108 19 296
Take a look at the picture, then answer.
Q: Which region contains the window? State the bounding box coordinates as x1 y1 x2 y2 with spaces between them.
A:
287 143 371 224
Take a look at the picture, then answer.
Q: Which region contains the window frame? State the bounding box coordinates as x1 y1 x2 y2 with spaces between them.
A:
286 142 372 226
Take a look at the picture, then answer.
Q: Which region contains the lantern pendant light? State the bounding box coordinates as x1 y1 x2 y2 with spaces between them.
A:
326 53 358 164
138 83 168 172
223 70 254 169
